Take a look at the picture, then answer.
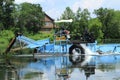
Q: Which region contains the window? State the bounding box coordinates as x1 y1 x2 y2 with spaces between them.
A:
45 22 51 26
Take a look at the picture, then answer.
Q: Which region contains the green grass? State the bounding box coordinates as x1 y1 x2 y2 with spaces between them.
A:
0 38 9 53
28 31 54 41
0 30 15 54
0 30 54 54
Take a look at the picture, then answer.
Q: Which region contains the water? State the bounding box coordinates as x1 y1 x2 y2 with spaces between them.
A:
80 44 96 66
0 54 120 80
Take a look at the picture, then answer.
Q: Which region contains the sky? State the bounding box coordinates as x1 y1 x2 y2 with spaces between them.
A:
14 0 120 20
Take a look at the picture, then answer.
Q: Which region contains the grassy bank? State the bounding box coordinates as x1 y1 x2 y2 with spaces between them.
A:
0 30 14 54
1 30 119 55
0 30 54 54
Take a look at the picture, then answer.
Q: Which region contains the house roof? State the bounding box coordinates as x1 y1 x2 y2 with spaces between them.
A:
44 13 54 22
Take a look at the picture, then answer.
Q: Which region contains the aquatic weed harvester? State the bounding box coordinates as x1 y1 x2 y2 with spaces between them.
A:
5 19 120 66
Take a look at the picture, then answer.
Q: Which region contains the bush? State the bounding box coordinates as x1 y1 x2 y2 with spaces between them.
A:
0 30 54 54
28 31 54 41
0 30 14 54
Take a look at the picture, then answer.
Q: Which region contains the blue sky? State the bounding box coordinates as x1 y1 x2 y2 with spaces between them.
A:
15 0 120 20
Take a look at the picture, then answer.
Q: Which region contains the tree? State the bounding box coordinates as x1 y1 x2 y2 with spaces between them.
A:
73 8 91 36
88 18 103 42
0 0 3 30
0 0 15 29
74 8 82 34
14 2 44 34
59 7 91 39
60 7 75 20
59 7 120 42
107 10 120 39
79 9 90 33
94 8 115 39
60 7 75 32
94 8 120 40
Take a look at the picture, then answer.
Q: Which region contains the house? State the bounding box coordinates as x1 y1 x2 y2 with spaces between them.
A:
41 13 55 32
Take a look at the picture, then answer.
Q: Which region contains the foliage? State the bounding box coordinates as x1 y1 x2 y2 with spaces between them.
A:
0 30 54 54
94 8 120 39
0 30 14 39
13 2 44 34
60 7 75 30
60 7 120 41
0 30 14 53
0 2 120 54
79 9 90 31
0 0 15 29
28 30 54 41
111 10 120 38
60 7 91 39
88 18 103 42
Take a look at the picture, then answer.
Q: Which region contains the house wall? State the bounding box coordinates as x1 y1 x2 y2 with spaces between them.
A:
41 14 54 32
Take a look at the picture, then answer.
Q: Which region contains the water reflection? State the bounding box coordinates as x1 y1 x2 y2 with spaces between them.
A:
0 61 19 80
0 55 120 80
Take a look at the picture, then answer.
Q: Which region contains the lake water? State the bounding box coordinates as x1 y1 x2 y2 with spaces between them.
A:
0 54 120 80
